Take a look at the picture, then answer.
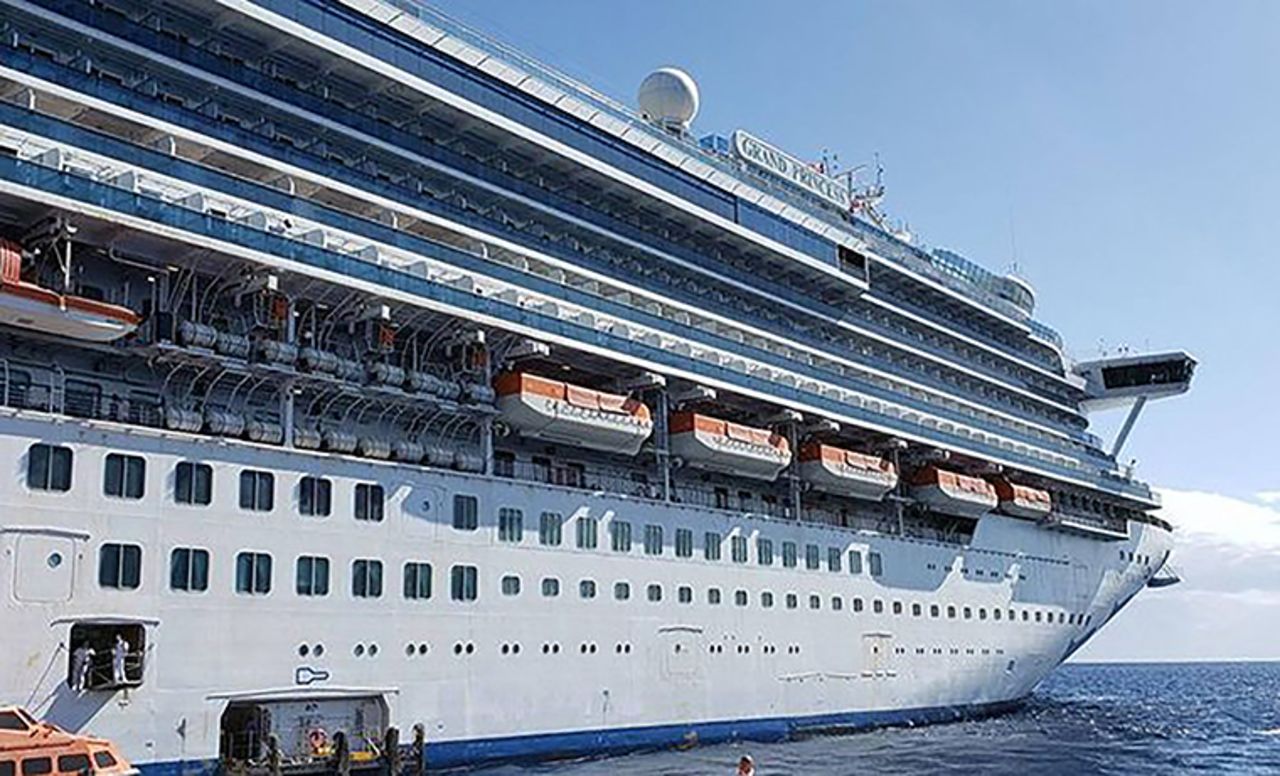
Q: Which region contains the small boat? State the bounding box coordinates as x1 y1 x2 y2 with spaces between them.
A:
990 479 1053 519
669 412 790 481
798 442 898 500
0 240 139 342
909 465 998 518
495 372 653 455
0 706 138 776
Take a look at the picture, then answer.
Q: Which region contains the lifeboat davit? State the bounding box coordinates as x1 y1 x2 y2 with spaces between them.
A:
910 465 998 518
669 412 791 481
798 443 898 501
495 372 653 455
991 479 1053 520
0 240 139 342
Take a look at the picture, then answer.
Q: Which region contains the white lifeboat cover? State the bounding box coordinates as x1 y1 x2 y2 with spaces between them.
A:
669 412 791 481
799 443 898 500
992 479 1053 520
495 372 652 455
909 466 998 518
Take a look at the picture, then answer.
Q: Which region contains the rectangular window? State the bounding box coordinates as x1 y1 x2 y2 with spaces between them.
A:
27 443 72 491
295 555 330 596
103 453 145 499
175 462 212 505
238 470 274 512
610 520 632 553
576 515 598 549
20 759 51 776
848 550 863 575
643 524 663 555
453 494 479 530
494 450 515 477
403 562 432 600
351 559 383 598
805 543 820 570
782 541 797 568
539 512 563 546
869 551 884 577
757 538 774 566
704 532 722 561
450 564 478 601
354 483 384 522
501 575 521 596
707 587 722 605
647 583 663 602
298 476 331 517
169 547 209 592
235 551 272 595
98 543 141 589
613 581 630 601
579 579 597 598
675 528 693 558
498 507 524 542
731 535 748 564
541 577 560 597
827 547 842 573
678 585 693 604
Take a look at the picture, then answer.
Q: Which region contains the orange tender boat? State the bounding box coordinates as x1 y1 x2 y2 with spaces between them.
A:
0 706 137 776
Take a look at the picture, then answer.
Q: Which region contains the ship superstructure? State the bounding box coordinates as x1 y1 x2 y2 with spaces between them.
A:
0 0 1192 770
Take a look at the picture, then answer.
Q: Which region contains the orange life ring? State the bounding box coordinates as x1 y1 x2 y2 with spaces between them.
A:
308 728 328 755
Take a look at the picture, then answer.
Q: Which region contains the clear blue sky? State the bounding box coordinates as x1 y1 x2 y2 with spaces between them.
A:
431 1 1279 659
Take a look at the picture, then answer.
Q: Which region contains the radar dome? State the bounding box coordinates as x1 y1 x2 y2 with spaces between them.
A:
638 67 699 131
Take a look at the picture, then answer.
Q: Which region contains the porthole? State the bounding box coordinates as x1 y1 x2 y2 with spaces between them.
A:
454 643 463 655
299 644 310 657
368 644 378 657
313 644 324 657
405 644 415 657
465 643 475 655
47 552 63 569
418 643 428 655
354 644 365 657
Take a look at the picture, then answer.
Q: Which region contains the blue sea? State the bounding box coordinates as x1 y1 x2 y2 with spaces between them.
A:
474 662 1280 775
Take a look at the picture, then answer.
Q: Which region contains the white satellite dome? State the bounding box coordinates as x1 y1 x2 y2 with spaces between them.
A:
638 67 699 131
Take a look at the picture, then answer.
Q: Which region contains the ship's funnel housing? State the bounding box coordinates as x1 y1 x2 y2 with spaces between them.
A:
638 67 699 132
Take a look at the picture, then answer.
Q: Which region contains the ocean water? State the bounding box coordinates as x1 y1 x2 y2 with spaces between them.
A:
474 662 1280 775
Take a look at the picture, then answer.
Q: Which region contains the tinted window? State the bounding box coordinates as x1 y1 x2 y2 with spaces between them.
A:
576 516 598 549
295 556 330 596
235 552 272 594
21 759 51 776
103 454 145 499
610 521 632 552
57 755 90 774
27 443 72 491
169 547 209 592
704 532 721 561
238 470 274 511
175 462 212 505
498 508 523 542
450 565 478 601
403 562 432 600
731 536 748 564
299 476 331 517
675 528 693 558
355 483 384 522
452 495 478 530
539 512 563 546
352 559 383 598
643 524 663 555
98 543 141 589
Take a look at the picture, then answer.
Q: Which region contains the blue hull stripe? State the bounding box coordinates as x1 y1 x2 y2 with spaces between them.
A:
135 697 1025 774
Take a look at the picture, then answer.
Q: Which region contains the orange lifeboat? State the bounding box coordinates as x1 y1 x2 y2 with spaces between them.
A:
0 240 139 342
798 443 898 500
991 479 1053 520
0 706 137 776
669 412 791 481
909 465 998 518
495 372 653 455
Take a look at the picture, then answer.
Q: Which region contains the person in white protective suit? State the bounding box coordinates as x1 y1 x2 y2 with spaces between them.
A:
111 634 129 684
70 643 95 691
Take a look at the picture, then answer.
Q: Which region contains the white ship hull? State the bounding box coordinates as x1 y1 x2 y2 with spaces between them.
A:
0 411 1171 771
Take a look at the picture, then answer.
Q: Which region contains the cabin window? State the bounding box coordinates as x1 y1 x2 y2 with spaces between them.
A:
234 552 272 595
757 538 774 565
731 536 748 563
734 589 748 607
678 585 693 604
541 577 560 597
610 520 633 553
948 605 958 619
675 528 694 557
1022 610 1030 621
852 597 864 612
869 551 884 577
994 608 1003 621
295 556 330 597
782 541 797 568
805 544 820 570
0 762 12 776
893 601 904 615
576 516 598 549
501 575 521 596
175 462 213 505
707 587 723 605
761 591 775 608
613 581 630 601
579 579 597 599
873 599 884 614
643 524 663 555
169 547 209 592
848 550 863 575
809 594 821 610
704 532 722 561
98 543 142 589
298 476 331 516
647 583 663 602
912 603 923 617
539 512 563 546
92 753 117 769
832 596 843 611
103 453 145 499
56 755 90 775
20 759 51 776
238 470 274 512
498 507 524 542
27 443 72 491
351 560 383 598
827 547 842 572
1035 611 1043 623
785 593 798 610
450 565 478 601
453 494 479 531
403 562 432 600
354 483 385 522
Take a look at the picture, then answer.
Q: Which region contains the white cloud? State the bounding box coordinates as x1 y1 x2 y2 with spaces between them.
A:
1257 491 1280 505
1157 487 1280 554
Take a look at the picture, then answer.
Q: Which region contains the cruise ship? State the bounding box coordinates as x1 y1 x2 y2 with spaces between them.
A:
0 0 1195 771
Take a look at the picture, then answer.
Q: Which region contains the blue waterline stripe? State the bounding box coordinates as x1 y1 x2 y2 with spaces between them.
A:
133 696 1026 773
